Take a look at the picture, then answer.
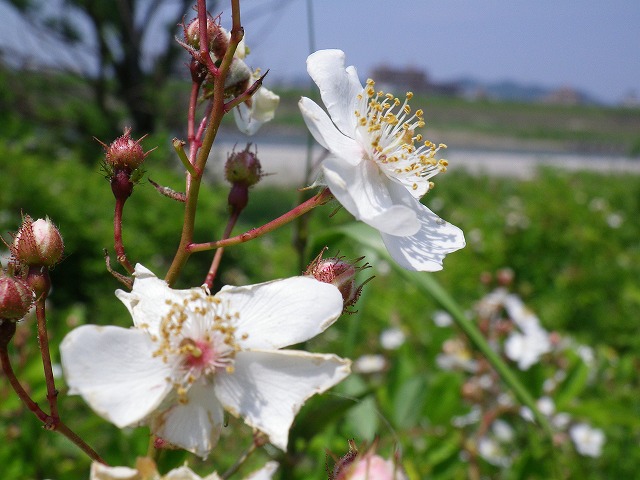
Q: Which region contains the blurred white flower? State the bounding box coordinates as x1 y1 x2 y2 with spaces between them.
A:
299 49 465 271
437 339 477 372
234 70 280 135
606 212 623 229
90 459 278 480
477 436 512 468
354 354 387 374
503 295 551 370
432 310 453 327
380 328 406 350
552 412 572 430
537 396 555 416
569 423 605 457
491 419 515 443
61 265 350 457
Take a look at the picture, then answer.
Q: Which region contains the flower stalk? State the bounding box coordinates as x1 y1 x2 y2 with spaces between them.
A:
189 187 334 254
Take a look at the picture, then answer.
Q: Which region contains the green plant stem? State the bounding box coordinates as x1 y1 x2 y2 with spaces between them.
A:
165 0 244 286
173 138 197 176
189 188 333 254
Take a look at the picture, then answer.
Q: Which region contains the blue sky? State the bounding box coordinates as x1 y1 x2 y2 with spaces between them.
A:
224 0 640 104
1 1 638 104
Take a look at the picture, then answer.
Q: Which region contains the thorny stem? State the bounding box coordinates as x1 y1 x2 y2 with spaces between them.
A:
165 0 244 286
0 324 105 464
224 70 269 112
189 188 334 254
204 209 240 289
114 197 135 274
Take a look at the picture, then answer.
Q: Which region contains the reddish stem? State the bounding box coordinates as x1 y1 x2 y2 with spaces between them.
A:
204 209 240 289
114 197 135 274
35 298 58 420
189 188 333 253
0 332 105 463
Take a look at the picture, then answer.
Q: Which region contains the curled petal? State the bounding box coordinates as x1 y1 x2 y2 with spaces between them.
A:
214 350 351 451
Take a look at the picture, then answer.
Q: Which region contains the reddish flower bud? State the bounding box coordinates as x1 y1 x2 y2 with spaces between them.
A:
331 441 408 480
0 275 35 321
305 248 372 313
184 16 229 59
104 127 147 171
225 144 262 187
12 216 64 268
225 145 263 213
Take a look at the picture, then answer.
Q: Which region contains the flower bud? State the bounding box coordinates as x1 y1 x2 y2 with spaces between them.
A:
13 216 64 268
331 441 407 480
104 127 147 171
225 144 263 187
0 275 35 321
225 145 263 213
305 249 371 313
184 16 229 59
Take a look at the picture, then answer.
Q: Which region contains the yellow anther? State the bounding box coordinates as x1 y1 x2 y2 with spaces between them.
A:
440 159 449 167
385 92 394 99
407 92 414 99
415 109 424 117
415 134 423 142
412 183 418 190
403 104 411 115
417 121 425 128
439 143 448 149
429 181 435 189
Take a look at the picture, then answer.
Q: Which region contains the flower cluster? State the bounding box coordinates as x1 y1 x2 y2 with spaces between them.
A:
435 272 605 469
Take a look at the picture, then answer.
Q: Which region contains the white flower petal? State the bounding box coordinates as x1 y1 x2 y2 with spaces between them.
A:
244 461 279 480
115 264 194 334
60 325 172 427
299 97 362 164
380 199 466 271
214 350 351 451
150 382 224 459
218 277 343 350
90 463 140 480
306 49 363 136
322 156 420 236
234 83 280 136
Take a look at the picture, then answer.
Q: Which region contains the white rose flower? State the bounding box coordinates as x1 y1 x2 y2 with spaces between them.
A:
299 49 465 271
61 265 350 458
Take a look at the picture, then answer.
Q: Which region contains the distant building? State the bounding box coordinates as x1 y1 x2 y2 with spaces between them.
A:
541 86 584 105
369 64 460 96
